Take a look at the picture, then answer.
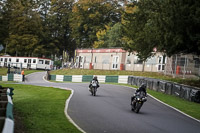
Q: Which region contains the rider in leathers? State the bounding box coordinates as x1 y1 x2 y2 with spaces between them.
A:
131 83 147 104
89 76 100 90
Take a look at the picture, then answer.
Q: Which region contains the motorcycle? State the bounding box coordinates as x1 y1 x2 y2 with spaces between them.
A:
89 80 98 96
131 91 147 113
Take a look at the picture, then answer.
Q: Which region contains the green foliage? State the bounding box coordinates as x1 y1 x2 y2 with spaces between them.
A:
54 60 62 67
106 23 123 47
48 0 75 57
122 0 200 60
122 1 156 61
4 0 43 56
95 23 123 48
1 0 200 60
70 0 122 48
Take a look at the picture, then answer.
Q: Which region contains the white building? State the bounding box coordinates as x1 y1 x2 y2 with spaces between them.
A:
0 56 53 70
75 48 166 72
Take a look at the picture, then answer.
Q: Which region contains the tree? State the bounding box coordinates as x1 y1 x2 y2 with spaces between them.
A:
122 1 156 61
0 0 12 52
48 0 75 58
122 0 200 61
70 0 122 48
94 22 123 48
35 0 57 58
153 0 200 56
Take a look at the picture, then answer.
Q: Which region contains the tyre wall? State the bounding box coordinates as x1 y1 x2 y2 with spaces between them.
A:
128 76 200 103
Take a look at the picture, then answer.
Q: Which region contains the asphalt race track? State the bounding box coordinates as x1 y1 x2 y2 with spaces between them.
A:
22 72 200 133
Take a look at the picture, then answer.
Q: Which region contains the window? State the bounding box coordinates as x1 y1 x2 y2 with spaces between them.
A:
194 58 200 68
1 58 3 62
85 56 91 63
33 59 36 63
45 60 49 65
158 57 162 64
146 57 157 64
178 57 187 66
28 59 31 63
9 58 11 62
39 60 44 64
24 59 27 63
16 59 19 62
94 56 97 63
134 60 143 64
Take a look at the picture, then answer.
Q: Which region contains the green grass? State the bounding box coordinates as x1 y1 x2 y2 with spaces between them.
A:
24 69 44 75
1 84 81 133
0 67 8 75
0 67 44 75
50 69 200 88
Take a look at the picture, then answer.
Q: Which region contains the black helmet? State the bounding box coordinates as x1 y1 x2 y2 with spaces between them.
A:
141 83 146 89
93 76 97 80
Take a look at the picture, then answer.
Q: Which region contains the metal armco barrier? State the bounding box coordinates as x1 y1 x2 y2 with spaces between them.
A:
0 86 14 133
128 76 200 103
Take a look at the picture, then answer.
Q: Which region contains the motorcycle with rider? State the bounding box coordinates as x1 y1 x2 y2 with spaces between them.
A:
131 83 147 113
89 76 100 96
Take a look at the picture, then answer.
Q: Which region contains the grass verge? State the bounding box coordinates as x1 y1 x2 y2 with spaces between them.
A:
0 67 8 75
24 69 44 75
1 84 81 133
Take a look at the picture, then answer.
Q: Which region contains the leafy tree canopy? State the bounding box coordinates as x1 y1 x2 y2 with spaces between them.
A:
122 0 200 61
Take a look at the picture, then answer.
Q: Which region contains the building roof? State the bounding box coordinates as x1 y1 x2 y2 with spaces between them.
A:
76 48 126 53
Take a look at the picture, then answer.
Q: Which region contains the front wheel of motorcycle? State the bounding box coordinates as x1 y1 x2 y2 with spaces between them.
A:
135 103 142 113
94 88 97 96
131 101 135 111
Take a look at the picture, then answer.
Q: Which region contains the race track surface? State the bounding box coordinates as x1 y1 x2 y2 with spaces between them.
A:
22 72 200 133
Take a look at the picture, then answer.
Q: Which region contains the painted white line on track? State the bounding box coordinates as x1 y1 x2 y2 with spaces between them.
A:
43 75 86 133
63 88 86 133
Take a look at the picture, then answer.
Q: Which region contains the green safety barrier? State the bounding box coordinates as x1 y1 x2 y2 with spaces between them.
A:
7 88 14 99
48 75 128 84
105 76 118 83
50 75 56 80
7 74 14 81
1 87 14 133
82 75 93 82
63 75 72 81
6 103 13 120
